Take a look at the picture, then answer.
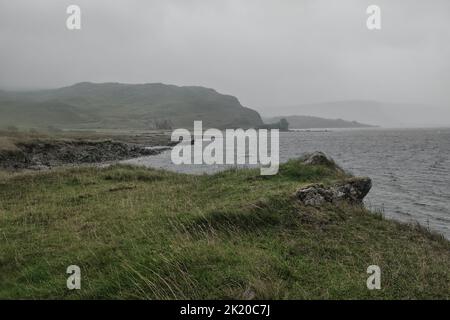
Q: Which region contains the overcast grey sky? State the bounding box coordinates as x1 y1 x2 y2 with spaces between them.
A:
0 0 449 120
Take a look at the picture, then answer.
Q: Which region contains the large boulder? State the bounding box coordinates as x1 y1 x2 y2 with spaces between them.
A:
294 177 372 206
301 151 344 173
302 151 335 166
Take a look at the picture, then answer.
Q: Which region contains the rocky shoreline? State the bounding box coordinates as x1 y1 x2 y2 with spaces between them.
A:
0 139 171 170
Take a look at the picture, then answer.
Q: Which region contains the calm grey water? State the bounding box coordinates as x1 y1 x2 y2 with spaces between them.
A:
123 128 450 239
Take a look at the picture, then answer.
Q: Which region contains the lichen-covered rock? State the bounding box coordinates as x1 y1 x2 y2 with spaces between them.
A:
301 151 344 173
294 184 332 206
302 151 335 166
294 177 372 206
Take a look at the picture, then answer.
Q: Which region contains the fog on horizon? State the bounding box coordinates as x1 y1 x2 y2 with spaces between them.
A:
1 0 449 126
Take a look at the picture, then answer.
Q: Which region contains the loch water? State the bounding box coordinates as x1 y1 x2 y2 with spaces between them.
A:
123 128 450 239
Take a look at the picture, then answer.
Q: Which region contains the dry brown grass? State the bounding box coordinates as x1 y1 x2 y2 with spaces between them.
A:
0 136 19 151
0 129 172 150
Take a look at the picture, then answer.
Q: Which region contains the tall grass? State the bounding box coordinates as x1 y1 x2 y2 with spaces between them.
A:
0 160 448 299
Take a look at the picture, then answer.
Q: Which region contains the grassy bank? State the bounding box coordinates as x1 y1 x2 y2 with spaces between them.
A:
0 160 448 299
0 129 172 151
0 130 174 170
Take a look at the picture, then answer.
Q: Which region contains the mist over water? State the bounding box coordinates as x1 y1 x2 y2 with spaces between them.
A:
124 127 450 239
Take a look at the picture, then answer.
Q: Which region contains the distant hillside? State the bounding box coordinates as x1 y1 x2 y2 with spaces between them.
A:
264 115 375 129
0 82 263 129
263 101 386 127
263 100 450 128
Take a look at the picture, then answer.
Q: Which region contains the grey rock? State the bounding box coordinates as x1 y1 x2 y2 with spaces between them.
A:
302 151 336 166
294 177 372 206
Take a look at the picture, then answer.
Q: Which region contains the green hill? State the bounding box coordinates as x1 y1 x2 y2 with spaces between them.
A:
0 83 263 130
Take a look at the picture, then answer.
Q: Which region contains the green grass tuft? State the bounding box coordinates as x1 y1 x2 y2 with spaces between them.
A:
0 161 448 299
